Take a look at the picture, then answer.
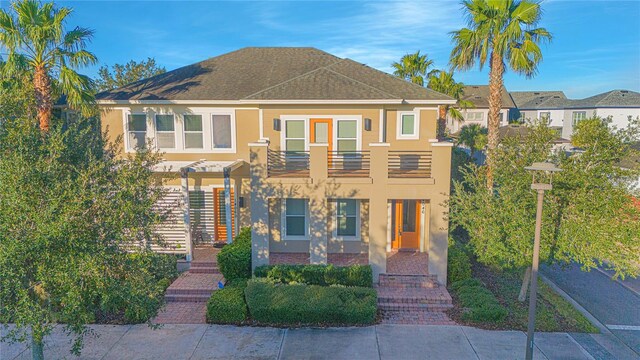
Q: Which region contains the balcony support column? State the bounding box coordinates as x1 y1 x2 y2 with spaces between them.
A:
249 142 270 270
309 144 328 264
428 141 454 284
368 143 389 281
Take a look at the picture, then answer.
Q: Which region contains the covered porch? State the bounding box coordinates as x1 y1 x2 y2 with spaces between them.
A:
152 159 247 261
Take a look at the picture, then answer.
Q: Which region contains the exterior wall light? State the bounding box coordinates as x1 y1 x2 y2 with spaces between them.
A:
273 118 281 131
364 118 372 131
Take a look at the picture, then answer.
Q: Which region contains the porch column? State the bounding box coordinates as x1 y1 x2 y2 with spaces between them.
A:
368 143 390 281
249 142 270 269
180 168 193 262
428 141 454 284
309 144 328 264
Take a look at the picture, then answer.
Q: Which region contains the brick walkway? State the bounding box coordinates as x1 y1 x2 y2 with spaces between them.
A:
379 251 455 325
153 246 223 324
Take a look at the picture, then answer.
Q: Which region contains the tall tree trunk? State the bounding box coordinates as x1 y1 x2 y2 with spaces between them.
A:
33 65 52 132
518 266 532 302
486 51 505 190
31 327 44 360
437 105 448 140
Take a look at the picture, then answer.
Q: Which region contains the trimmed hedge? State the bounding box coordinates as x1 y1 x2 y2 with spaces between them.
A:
253 264 372 287
447 244 472 285
217 227 252 280
451 279 508 323
244 279 377 326
206 279 248 324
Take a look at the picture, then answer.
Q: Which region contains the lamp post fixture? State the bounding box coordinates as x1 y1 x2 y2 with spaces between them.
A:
523 162 562 360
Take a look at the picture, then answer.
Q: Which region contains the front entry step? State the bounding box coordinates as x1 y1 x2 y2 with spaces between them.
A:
189 261 221 274
376 273 455 325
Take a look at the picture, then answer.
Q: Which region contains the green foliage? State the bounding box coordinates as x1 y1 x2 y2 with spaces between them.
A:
451 280 508 323
96 58 166 92
0 116 168 356
217 227 252 280
206 280 248 324
244 279 377 326
254 264 373 287
451 147 474 186
458 124 488 156
450 118 640 280
448 244 472 285
427 70 474 121
0 0 97 115
391 51 434 86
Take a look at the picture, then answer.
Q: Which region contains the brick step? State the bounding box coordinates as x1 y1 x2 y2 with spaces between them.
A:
191 261 218 267
189 267 220 274
378 274 439 288
376 288 452 304
380 310 456 325
165 293 211 303
378 302 453 312
166 288 214 296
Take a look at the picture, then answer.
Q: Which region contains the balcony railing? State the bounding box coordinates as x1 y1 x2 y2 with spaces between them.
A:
388 151 432 178
267 149 310 177
328 151 371 178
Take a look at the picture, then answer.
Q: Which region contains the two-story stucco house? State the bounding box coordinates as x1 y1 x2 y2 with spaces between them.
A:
96 47 456 284
509 90 567 129
446 85 515 134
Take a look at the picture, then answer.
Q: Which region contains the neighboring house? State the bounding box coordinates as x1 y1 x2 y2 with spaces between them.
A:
446 85 515 133
561 90 640 139
509 90 567 128
96 47 456 283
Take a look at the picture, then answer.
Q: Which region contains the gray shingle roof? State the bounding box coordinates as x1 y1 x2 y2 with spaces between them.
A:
96 47 453 102
565 90 640 109
510 91 567 109
461 85 516 108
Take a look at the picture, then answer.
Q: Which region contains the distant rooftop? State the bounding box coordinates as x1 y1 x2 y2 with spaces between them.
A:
461 85 516 108
510 89 640 110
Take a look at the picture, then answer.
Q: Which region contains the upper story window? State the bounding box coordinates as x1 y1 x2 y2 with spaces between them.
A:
212 114 234 150
184 114 204 149
540 112 551 121
155 114 176 149
397 112 419 139
284 120 306 152
337 120 357 152
572 111 586 126
465 112 483 122
127 114 147 150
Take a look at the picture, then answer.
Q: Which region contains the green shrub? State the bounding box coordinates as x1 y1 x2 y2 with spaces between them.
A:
457 287 495 308
253 264 372 287
206 280 248 324
450 278 482 291
463 303 508 323
244 279 377 325
447 245 472 285
218 227 252 280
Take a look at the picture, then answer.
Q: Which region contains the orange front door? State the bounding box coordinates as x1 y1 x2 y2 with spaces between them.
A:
213 188 234 242
392 200 421 249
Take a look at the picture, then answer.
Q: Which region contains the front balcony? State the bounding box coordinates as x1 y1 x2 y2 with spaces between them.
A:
264 146 434 181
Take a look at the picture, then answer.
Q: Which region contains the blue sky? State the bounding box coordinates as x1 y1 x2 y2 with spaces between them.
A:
4 0 640 98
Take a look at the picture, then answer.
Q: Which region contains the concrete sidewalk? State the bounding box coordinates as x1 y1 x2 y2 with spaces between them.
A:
2 324 636 360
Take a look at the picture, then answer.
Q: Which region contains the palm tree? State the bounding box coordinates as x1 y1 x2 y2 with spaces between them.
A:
391 51 434 86
449 0 551 188
427 70 474 139
457 123 488 158
0 0 97 132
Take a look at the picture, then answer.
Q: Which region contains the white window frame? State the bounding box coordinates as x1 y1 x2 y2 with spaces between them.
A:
333 199 361 241
464 111 484 122
210 111 236 153
183 113 205 150
154 113 177 150
572 111 587 127
539 112 551 121
396 111 419 140
281 198 309 240
124 111 149 152
280 115 362 151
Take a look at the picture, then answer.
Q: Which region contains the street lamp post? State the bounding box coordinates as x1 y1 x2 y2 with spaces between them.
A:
524 162 562 360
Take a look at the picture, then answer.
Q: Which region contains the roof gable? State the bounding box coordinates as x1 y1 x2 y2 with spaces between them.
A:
462 85 516 108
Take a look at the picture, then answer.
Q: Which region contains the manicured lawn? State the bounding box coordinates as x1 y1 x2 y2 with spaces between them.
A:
449 260 598 333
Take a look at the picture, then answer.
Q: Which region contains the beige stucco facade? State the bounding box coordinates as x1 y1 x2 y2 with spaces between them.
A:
99 103 453 283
